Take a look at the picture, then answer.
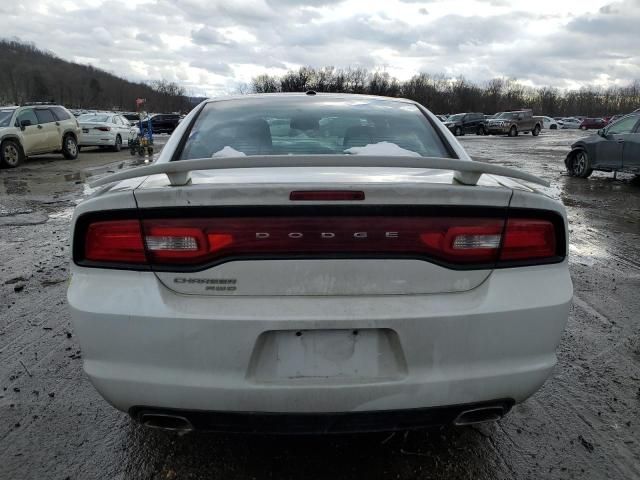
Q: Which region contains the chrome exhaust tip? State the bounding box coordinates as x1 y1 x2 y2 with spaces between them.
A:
453 406 506 426
140 413 194 433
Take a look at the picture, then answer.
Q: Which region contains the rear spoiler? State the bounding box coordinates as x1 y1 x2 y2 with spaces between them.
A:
89 155 550 188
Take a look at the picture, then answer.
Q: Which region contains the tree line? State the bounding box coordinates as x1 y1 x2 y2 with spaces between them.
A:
251 67 640 116
0 39 189 113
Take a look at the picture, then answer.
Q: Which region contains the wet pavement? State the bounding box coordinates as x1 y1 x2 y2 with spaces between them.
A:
1 130 639 479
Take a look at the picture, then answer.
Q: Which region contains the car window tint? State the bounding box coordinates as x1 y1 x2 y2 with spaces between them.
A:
179 97 453 159
17 109 38 126
51 106 71 121
78 114 110 123
35 108 56 124
608 115 639 135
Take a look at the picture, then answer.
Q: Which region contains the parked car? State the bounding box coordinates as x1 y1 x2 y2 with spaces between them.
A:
149 113 180 134
486 109 542 137
436 115 449 122
68 93 572 434
0 104 80 167
579 118 607 130
560 118 581 129
539 116 560 130
121 113 142 125
443 112 487 136
565 112 640 178
77 113 136 152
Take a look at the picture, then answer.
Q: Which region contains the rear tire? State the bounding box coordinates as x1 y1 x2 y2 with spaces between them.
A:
508 126 517 137
62 134 78 159
568 150 593 178
476 126 486 135
0 139 23 168
113 135 122 152
550 124 557 130
532 125 541 136
454 126 462 136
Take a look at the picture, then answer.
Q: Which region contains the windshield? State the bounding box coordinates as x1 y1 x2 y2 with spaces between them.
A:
497 112 517 119
179 96 452 160
78 114 110 123
0 109 16 127
447 114 464 122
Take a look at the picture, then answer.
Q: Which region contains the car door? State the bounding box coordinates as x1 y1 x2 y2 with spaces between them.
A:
34 108 60 151
622 115 640 170
596 115 639 169
459 114 468 133
16 108 48 154
467 113 479 133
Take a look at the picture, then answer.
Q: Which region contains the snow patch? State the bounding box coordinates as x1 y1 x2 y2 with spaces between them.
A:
343 142 421 157
212 146 246 157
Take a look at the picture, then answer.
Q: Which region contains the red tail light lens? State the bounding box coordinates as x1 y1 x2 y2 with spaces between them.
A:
84 220 146 263
95 126 111 131
139 217 505 265
500 219 556 261
77 214 561 269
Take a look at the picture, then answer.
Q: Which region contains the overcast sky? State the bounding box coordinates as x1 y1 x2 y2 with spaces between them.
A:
2 0 639 95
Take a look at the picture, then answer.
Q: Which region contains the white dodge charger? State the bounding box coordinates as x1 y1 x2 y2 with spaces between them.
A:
68 93 572 433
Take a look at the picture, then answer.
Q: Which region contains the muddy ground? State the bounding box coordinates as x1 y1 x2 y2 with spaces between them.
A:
1 130 639 480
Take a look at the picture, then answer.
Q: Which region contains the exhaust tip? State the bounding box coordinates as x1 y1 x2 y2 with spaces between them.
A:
453 406 506 426
140 413 194 433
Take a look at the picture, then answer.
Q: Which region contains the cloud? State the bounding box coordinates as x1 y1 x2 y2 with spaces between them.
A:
191 26 235 46
0 0 636 95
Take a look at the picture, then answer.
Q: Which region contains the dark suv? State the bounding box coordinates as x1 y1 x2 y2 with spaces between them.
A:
149 114 180 134
443 112 487 136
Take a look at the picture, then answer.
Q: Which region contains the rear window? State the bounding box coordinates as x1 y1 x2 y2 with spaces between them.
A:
178 96 452 160
78 114 110 123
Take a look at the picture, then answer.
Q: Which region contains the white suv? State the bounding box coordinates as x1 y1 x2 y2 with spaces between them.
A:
0 105 81 167
68 93 572 433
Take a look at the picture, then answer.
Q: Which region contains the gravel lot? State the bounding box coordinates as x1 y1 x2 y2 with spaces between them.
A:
1 130 639 480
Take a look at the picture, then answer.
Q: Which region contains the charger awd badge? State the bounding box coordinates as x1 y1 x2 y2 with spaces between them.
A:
174 277 237 292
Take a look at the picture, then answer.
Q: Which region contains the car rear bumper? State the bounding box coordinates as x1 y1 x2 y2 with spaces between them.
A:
68 263 572 419
130 399 515 433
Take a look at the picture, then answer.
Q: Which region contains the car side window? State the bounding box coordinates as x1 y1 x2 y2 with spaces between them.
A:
51 106 71 121
607 115 639 135
35 109 56 124
16 108 38 127
111 117 120 125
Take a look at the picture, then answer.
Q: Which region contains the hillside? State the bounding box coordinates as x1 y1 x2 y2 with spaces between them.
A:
0 39 189 112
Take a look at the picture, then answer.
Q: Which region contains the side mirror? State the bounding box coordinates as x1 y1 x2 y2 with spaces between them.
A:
20 119 32 129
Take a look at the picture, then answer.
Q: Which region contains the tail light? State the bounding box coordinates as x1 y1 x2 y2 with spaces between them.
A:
95 126 111 131
75 211 564 270
84 220 146 263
